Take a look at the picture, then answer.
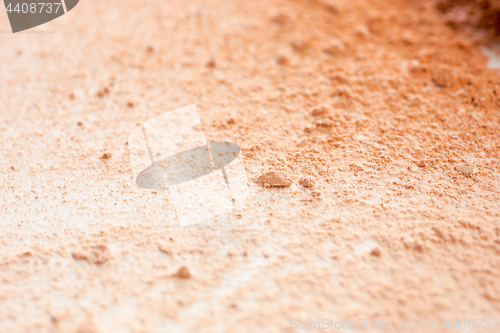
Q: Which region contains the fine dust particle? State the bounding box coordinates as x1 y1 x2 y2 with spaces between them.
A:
77 325 98 333
311 104 330 117
304 125 313 133
205 58 216 68
299 176 315 188
275 54 289 65
96 87 110 97
314 118 334 128
291 39 310 53
433 67 453 88
270 10 288 25
417 160 426 168
455 164 473 178
370 248 381 257
173 266 191 279
100 153 112 160
311 191 321 198
127 101 134 108
355 25 370 38
256 171 293 187
72 245 112 265
158 244 171 254
323 39 345 56
349 164 364 172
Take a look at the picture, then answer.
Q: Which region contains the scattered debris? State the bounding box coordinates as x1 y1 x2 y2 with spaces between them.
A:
256 171 293 187
205 57 216 68
72 245 112 265
455 164 473 178
299 176 315 188
311 104 330 117
275 54 289 65
96 87 110 98
433 67 453 88
173 266 191 279
100 153 112 160
355 25 370 38
270 10 288 25
323 39 345 56
350 163 364 172
315 118 334 128
291 38 310 53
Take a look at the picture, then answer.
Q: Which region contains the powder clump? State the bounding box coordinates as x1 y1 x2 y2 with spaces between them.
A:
72 245 112 265
256 171 293 187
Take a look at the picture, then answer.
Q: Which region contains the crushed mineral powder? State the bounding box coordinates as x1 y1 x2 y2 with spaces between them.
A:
72 245 112 265
255 171 293 187
455 164 473 178
100 153 112 160
299 176 315 188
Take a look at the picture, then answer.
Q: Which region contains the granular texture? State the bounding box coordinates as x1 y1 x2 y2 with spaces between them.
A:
0 0 499 332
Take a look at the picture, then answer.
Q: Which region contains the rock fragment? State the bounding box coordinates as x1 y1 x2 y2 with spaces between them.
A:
417 160 426 168
256 171 293 187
